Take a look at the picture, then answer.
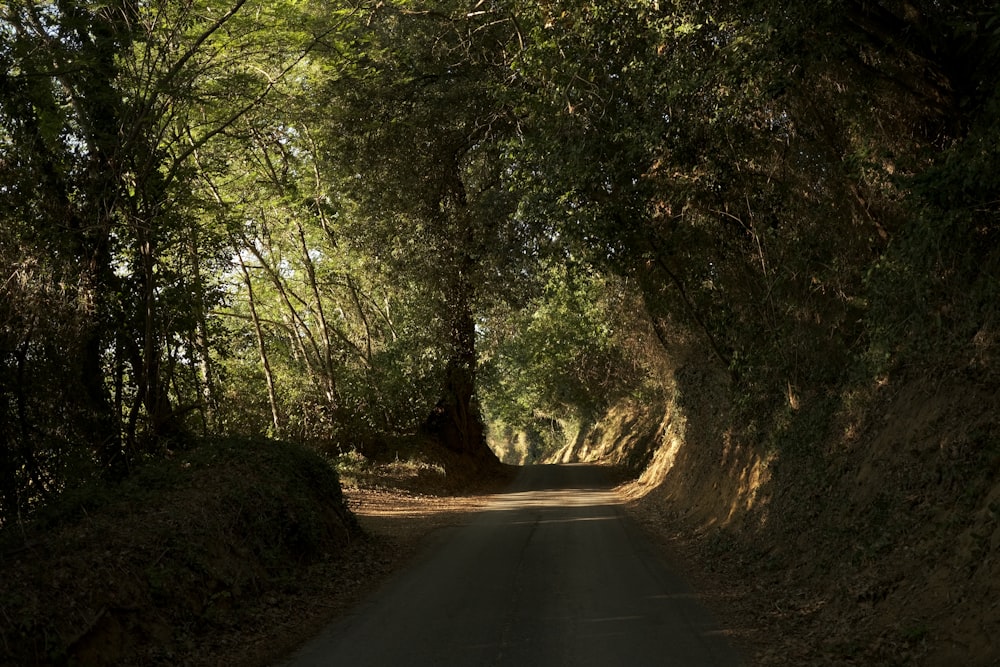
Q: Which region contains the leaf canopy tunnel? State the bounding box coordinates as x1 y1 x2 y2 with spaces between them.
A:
2 0 999 519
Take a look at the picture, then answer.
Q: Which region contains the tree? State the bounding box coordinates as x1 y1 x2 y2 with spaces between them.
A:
0 0 332 522
499 0 1000 399
479 260 647 455
313 0 531 465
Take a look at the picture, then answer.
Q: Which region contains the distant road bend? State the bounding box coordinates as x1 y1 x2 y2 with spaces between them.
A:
281 464 743 666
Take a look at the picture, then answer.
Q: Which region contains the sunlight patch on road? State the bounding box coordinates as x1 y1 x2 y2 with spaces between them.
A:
490 489 621 511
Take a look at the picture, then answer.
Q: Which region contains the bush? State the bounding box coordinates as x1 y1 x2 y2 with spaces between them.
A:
0 437 358 666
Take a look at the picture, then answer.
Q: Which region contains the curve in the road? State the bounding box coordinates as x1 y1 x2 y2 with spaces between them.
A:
281 464 743 667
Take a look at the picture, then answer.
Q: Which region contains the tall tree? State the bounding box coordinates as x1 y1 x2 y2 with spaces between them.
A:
0 0 332 520
316 0 528 464
500 0 1000 396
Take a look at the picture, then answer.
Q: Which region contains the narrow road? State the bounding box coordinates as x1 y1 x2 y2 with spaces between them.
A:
280 464 742 666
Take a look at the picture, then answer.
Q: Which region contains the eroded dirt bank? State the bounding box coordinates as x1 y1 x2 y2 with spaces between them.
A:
560 366 1000 666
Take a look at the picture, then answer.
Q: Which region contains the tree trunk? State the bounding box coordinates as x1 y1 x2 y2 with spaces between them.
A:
295 222 339 407
418 167 500 470
419 234 498 468
0 357 16 526
189 234 216 433
238 254 282 436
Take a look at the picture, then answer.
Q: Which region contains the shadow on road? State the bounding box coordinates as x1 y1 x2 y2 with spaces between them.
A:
282 463 743 667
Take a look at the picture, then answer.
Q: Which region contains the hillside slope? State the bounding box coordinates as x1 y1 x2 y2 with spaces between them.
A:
559 363 1000 666
0 438 358 666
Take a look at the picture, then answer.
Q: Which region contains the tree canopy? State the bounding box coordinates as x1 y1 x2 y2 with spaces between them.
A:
2 0 999 522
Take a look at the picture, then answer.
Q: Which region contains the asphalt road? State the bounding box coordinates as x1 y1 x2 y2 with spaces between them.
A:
280 464 743 666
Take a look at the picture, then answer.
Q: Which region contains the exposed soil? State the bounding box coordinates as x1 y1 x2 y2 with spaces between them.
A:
11 374 994 667
607 370 1000 667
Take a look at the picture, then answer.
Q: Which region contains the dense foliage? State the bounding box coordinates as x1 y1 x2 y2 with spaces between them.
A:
2 0 998 523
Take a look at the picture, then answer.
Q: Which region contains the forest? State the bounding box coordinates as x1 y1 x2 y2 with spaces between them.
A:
2 0 999 664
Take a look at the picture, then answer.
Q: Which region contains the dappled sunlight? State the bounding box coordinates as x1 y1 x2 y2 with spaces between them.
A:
348 464 626 527
612 406 775 531
352 504 451 519
346 488 492 521
491 488 621 511
723 453 774 526
613 409 687 503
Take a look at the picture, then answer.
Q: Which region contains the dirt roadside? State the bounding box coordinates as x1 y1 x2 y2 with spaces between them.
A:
204 463 764 667
196 473 510 667
620 487 774 665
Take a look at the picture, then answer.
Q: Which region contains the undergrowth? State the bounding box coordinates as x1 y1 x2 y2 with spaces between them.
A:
0 437 359 666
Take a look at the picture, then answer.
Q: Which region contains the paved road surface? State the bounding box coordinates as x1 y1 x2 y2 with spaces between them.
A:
280 464 743 666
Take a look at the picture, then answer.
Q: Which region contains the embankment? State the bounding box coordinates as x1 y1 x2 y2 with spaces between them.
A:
558 361 1000 666
0 438 358 666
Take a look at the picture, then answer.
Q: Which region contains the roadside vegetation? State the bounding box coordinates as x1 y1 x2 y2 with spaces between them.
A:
0 438 357 665
2 0 999 665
